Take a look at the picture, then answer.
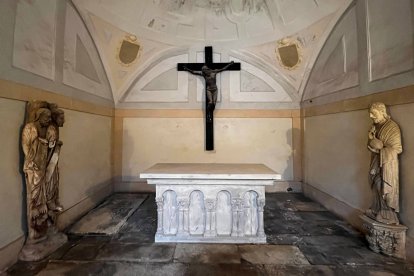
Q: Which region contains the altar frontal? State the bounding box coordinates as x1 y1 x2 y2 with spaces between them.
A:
140 163 281 243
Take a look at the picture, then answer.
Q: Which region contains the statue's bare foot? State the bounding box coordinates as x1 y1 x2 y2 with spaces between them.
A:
54 205 63 212
48 201 63 212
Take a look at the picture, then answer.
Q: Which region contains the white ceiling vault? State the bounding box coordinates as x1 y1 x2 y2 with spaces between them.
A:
71 0 353 108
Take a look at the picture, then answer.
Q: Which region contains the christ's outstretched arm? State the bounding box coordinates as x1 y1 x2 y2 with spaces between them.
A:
213 61 234 73
183 66 203 76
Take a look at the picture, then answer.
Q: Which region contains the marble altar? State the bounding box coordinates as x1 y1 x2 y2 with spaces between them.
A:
140 163 281 243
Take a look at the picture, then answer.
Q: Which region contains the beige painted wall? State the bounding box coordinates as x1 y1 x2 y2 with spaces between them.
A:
121 117 293 184
304 110 372 210
304 104 414 240
58 109 113 218
0 98 26 248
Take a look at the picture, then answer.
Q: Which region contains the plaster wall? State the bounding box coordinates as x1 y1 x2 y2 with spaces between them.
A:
304 110 371 211
121 117 293 188
304 102 414 245
57 110 112 215
0 98 26 249
302 0 414 106
0 0 113 107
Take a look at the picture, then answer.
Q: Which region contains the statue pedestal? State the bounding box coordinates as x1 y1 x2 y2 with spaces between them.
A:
18 232 67 261
360 214 407 259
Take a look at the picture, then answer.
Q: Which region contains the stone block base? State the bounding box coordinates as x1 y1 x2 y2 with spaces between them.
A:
141 164 282 244
18 232 67 262
155 234 266 244
361 214 407 259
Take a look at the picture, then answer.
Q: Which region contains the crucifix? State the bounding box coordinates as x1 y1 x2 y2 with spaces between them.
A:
177 46 241 151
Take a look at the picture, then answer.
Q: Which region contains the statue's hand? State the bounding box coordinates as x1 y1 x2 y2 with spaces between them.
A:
29 161 39 170
38 204 47 215
368 126 376 139
369 138 383 150
38 137 48 145
367 145 379 153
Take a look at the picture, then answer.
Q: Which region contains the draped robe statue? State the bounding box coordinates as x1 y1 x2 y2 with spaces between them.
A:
21 101 65 243
366 102 402 225
45 107 64 215
22 107 53 240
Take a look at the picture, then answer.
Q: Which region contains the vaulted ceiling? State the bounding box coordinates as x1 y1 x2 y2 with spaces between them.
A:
68 0 352 107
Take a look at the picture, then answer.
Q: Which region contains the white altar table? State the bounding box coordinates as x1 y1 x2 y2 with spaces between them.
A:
140 163 281 243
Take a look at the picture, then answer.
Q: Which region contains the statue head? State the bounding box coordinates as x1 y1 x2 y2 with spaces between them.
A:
34 108 52 127
201 65 211 74
52 108 65 127
369 102 389 124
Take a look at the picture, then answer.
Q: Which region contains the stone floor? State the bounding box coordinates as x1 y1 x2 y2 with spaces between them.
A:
6 193 414 276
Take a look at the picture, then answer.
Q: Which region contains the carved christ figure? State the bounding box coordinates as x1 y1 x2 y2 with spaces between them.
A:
366 102 402 224
183 61 234 122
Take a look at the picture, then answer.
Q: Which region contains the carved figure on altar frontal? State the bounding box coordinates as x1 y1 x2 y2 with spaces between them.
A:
183 61 234 122
366 102 402 225
22 101 65 242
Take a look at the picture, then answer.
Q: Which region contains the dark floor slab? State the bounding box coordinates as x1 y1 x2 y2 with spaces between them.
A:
77 235 112 244
264 264 335 276
266 193 313 206
35 261 110 276
5 260 49 276
96 243 175 263
113 229 155 243
331 264 414 276
300 220 355 236
265 198 326 213
264 208 293 220
138 194 157 210
239 245 309 265
184 263 265 276
69 193 148 235
298 244 404 266
333 220 363 237
60 243 104 261
36 262 188 276
291 201 327 212
264 219 304 235
119 208 157 233
297 235 366 248
7 192 414 276
174 244 240 264
266 233 303 245
296 211 340 221
46 235 81 261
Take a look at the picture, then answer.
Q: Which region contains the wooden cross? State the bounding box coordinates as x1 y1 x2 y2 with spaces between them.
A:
177 46 241 151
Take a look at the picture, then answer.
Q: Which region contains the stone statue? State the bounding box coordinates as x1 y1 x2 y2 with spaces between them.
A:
20 101 67 261
183 61 234 122
366 102 402 225
22 107 53 240
45 107 65 216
